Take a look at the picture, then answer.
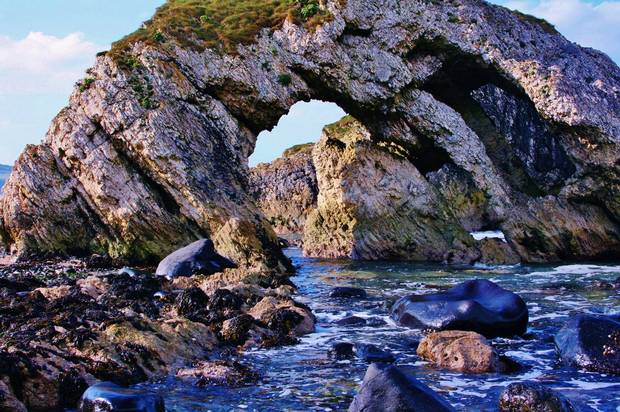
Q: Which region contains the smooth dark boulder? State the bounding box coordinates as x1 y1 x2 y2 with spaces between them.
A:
78 382 165 412
555 314 620 374
330 287 367 299
155 239 235 277
391 279 528 338
348 363 454 412
499 383 575 412
355 343 396 363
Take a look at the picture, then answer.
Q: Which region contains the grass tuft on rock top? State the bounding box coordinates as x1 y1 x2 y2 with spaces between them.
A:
108 0 335 63
510 10 558 35
283 142 314 157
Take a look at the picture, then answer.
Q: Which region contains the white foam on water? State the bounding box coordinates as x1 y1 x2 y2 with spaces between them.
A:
554 379 620 391
470 230 506 241
526 264 620 278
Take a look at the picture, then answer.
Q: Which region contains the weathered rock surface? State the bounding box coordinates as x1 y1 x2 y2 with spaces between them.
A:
499 383 575 412
392 279 528 338
0 0 619 266
554 314 620 374
250 144 318 239
303 116 480 263
78 382 165 412
417 330 511 373
348 363 455 412
155 239 236 277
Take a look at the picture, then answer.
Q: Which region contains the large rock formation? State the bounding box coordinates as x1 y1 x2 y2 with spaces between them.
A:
1 0 619 267
250 144 318 238
304 116 479 262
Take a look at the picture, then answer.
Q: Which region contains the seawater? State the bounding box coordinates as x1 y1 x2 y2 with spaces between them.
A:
142 248 620 411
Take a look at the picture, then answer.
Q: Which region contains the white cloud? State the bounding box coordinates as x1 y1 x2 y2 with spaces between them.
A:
0 32 101 94
500 0 620 63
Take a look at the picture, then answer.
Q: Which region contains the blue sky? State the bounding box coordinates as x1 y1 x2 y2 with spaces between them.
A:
0 0 618 166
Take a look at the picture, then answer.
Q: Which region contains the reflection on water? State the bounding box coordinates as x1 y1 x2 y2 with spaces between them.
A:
143 249 620 412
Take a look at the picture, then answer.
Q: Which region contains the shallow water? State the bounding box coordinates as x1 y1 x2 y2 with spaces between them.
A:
143 249 620 411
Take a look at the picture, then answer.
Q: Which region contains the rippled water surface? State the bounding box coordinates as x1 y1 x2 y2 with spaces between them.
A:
144 249 620 411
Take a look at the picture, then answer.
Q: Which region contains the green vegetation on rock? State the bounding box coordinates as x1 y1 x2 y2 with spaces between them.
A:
510 10 558 35
282 143 314 157
109 0 336 62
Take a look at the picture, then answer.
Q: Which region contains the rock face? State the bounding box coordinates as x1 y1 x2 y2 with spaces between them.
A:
250 144 318 239
391 279 528 338
499 383 575 412
1 0 620 266
348 363 455 412
155 239 236 277
555 314 620 374
303 116 480 263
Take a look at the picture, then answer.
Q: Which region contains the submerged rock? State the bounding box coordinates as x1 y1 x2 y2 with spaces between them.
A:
78 382 165 412
330 287 367 299
555 314 620 374
155 239 236 277
417 330 514 373
499 383 575 412
391 279 528 338
330 342 355 360
348 363 454 412
354 343 396 363
176 361 259 387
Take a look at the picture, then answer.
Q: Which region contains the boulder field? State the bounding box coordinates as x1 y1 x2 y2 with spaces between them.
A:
0 0 619 269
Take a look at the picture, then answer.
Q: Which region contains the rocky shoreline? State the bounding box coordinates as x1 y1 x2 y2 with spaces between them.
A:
0 253 314 411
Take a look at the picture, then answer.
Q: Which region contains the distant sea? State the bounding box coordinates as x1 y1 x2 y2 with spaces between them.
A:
0 165 11 189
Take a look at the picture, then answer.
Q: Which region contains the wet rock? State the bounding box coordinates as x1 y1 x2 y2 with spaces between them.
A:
220 314 255 345
208 288 243 312
555 314 620 374
336 316 368 327
591 276 620 290
499 383 575 412
0 380 26 412
176 361 259 387
155 239 236 278
58 369 89 408
417 330 515 373
348 363 454 412
174 287 209 317
391 279 528 338
330 287 367 299
330 342 355 360
354 344 395 363
248 296 315 337
78 382 165 412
